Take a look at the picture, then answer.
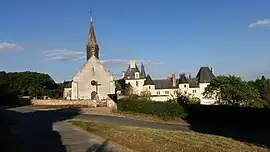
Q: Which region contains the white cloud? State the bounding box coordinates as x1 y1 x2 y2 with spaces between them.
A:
249 19 270 29
43 49 85 61
0 41 24 52
101 59 163 68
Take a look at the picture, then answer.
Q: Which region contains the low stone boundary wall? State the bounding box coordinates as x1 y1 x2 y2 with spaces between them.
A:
31 99 97 107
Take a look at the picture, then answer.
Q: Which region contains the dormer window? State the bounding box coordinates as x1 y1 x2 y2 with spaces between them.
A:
135 72 139 79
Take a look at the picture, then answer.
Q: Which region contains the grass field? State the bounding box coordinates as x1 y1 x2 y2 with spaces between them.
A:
69 120 269 152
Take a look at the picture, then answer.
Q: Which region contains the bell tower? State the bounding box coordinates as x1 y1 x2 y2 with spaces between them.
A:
86 15 99 60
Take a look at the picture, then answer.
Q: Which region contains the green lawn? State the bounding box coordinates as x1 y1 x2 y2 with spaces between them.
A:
69 120 269 152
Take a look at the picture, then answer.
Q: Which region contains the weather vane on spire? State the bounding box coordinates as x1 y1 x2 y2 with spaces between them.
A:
90 8 93 22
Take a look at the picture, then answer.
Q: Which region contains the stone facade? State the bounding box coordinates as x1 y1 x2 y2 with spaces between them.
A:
63 16 116 103
71 56 115 100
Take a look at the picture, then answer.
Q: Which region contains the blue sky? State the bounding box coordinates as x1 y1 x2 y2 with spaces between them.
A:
1 0 270 82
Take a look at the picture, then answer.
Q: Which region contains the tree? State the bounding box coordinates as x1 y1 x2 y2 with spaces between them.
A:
0 71 20 104
248 76 270 107
7 71 59 98
140 90 151 100
203 75 262 107
115 79 133 96
114 79 122 93
169 90 200 105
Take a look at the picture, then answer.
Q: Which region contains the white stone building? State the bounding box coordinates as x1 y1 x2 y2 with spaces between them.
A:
122 60 216 105
63 17 115 101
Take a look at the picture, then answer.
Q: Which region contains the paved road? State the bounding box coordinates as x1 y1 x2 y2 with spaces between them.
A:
4 106 120 152
4 106 191 152
75 114 191 132
10 106 191 131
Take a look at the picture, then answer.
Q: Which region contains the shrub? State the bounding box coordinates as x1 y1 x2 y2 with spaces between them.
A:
117 98 187 119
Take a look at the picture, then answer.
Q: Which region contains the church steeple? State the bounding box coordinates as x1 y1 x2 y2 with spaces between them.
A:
86 13 99 60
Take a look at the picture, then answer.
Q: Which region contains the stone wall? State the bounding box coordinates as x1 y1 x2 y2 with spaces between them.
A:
31 99 97 107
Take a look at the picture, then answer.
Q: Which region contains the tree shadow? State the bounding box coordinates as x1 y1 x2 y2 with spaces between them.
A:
185 105 270 148
0 105 81 152
86 139 119 152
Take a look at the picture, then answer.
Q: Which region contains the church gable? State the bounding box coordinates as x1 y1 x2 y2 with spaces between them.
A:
73 56 113 82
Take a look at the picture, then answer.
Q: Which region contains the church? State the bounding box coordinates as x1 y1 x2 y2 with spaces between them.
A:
63 17 115 101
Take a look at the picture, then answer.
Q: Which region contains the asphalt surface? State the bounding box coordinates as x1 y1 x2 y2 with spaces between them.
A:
75 114 191 132
4 106 120 152
2 106 191 152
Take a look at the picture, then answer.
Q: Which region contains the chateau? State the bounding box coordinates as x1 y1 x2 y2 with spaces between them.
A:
63 17 115 101
122 60 216 105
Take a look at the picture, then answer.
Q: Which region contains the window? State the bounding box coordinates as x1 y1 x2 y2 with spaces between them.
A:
149 86 151 89
136 81 139 87
184 91 187 94
193 90 196 93
165 91 169 94
184 85 186 88
157 91 160 95
135 72 139 78
92 66 95 76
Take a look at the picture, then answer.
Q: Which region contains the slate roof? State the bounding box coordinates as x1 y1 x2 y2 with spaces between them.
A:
123 64 141 80
151 67 214 89
144 74 154 85
152 79 179 89
179 73 189 84
123 63 148 80
140 63 146 78
196 67 215 83
188 78 199 88
88 21 97 44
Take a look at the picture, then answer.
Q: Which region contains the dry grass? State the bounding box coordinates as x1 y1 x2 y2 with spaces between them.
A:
69 120 269 152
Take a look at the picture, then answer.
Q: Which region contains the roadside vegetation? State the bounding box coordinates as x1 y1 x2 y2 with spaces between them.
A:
70 120 269 152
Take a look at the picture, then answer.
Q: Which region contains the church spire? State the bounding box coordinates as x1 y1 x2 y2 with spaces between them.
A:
88 13 97 44
86 10 99 60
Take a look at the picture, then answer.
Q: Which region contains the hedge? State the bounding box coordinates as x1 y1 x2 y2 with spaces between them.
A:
116 98 187 119
185 104 270 127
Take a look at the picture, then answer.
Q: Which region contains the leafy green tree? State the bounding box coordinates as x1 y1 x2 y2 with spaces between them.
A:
115 79 133 96
140 90 151 100
7 71 59 98
248 76 270 107
203 75 262 107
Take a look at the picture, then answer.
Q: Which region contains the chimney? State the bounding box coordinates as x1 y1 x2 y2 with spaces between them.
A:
122 71 125 78
172 73 176 87
211 67 214 74
129 60 136 68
